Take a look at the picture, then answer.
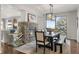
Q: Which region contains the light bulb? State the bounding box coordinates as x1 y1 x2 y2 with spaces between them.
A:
48 14 52 19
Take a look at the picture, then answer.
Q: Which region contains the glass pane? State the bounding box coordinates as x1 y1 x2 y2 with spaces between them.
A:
47 20 55 29
56 16 67 35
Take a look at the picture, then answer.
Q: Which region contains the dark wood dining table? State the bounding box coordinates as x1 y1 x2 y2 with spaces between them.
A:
45 32 60 51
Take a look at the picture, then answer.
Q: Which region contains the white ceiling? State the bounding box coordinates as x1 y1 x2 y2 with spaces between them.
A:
11 4 79 13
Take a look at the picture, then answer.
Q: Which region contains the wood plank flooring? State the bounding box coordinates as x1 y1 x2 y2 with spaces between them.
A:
0 39 79 54
0 43 25 54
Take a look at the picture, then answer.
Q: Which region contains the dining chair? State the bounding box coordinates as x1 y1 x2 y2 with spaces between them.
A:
35 31 50 54
54 35 66 53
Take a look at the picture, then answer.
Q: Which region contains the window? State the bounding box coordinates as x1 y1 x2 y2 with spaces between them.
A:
47 20 55 29
56 16 67 35
46 13 55 29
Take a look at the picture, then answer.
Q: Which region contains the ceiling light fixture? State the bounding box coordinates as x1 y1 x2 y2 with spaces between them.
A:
47 4 55 20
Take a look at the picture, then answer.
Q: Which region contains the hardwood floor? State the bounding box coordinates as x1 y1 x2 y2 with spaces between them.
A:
70 40 77 54
77 43 79 53
0 43 25 54
0 39 79 54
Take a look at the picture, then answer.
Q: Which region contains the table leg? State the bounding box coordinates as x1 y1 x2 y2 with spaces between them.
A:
50 37 53 51
58 34 60 39
54 44 57 52
60 44 62 53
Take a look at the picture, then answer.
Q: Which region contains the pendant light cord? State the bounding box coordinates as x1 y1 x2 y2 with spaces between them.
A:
49 4 53 20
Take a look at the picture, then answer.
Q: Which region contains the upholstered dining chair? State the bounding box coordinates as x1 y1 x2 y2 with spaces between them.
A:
35 31 50 54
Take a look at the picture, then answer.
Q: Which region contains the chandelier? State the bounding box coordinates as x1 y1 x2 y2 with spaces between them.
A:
47 4 55 20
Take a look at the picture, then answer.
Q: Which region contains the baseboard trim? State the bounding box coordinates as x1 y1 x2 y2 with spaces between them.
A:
67 39 77 42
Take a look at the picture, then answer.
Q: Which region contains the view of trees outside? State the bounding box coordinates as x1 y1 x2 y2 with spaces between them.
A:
56 16 67 35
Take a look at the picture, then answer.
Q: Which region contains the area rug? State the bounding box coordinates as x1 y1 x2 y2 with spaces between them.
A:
15 41 36 54
15 39 71 54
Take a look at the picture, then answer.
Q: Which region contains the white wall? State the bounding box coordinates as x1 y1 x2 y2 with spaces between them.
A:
1 4 41 22
0 5 1 51
1 5 21 18
1 5 25 21
0 5 1 53
77 9 79 42
55 11 77 40
0 5 1 41
36 14 46 30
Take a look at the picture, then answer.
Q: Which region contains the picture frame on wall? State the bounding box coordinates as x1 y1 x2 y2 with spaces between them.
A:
28 13 36 23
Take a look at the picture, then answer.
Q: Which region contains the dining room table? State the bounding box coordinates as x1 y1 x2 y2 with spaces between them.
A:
45 32 60 51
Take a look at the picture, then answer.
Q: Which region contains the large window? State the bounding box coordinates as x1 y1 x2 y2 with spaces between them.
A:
56 16 67 35
46 13 55 29
47 20 55 29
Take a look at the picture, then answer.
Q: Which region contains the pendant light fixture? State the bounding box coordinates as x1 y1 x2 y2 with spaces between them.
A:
47 4 55 20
